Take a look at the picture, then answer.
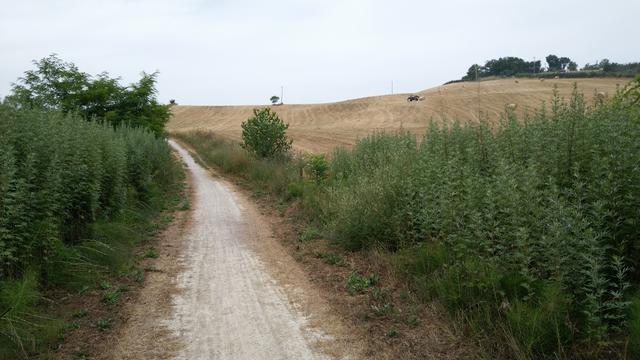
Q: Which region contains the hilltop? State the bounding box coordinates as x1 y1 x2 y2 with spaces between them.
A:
168 78 628 153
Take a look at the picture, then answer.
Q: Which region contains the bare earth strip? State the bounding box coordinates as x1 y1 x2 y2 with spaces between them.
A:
168 78 628 153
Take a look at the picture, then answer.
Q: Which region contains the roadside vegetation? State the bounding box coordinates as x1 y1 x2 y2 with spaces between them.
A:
0 57 183 358
175 77 640 359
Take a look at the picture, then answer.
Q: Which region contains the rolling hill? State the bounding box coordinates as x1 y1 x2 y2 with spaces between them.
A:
168 78 628 153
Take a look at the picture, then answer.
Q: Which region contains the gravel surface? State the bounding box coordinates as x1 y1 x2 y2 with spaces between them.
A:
166 140 329 360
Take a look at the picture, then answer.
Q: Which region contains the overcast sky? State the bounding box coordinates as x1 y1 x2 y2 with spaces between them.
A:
1 0 639 105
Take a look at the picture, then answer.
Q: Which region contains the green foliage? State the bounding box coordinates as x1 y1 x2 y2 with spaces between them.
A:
545 54 573 72
0 271 62 359
386 328 399 337
95 318 112 331
0 104 184 357
103 287 123 305
326 132 417 250
546 54 562 71
100 281 113 290
315 252 345 266
462 57 541 80
241 108 292 158
346 272 379 295
6 54 169 136
173 131 299 200
322 88 640 357
629 295 640 353
304 153 328 183
130 269 145 283
372 302 395 317
143 247 159 259
584 59 640 75
72 309 88 319
392 243 448 282
623 75 640 107
298 225 321 242
460 55 638 81
0 105 177 276
270 95 280 105
505 284 570 356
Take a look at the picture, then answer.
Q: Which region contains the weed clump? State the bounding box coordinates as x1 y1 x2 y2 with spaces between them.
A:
95 318 112 331
347 272 379 295
315 252 345 266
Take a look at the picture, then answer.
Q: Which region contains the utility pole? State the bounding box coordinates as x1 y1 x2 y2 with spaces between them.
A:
476 64 481 121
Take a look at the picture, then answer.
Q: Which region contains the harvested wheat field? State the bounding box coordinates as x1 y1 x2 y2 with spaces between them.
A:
168 78 629 153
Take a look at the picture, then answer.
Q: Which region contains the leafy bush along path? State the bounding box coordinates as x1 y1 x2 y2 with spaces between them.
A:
163 141 357 359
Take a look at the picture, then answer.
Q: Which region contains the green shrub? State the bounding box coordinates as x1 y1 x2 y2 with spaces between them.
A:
305 153 328 183
347 272 379 295
241 108 292 158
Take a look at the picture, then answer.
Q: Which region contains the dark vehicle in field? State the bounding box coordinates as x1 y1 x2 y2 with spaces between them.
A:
407 95 425 102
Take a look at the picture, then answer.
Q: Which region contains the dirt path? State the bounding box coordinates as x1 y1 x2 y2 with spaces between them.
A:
153 140 353 359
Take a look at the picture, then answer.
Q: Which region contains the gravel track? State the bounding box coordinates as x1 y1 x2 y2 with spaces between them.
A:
166 140 331 360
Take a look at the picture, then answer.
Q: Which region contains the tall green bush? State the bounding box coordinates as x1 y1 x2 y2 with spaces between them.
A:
241 108 292 158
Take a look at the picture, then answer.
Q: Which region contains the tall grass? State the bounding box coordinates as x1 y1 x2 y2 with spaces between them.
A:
0 104 184 358
176 86 640 358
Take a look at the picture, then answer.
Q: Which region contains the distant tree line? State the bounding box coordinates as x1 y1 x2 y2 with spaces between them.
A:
461 54 639 81
583 59 640 74
463 57 541 79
